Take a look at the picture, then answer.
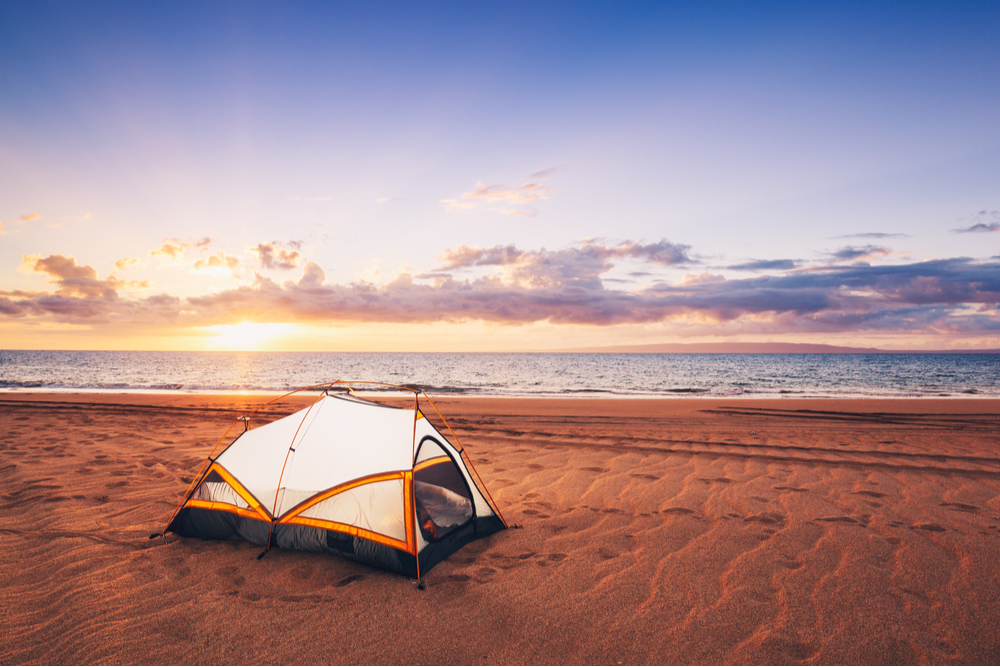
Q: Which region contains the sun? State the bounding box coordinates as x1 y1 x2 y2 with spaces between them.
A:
203 322 297 351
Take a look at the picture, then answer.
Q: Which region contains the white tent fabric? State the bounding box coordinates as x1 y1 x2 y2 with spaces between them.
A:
216 394 417 515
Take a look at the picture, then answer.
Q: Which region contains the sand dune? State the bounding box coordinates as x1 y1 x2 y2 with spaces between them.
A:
2 394 999 664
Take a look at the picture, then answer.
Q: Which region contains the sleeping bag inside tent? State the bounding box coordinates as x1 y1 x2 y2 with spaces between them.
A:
158 386 507 578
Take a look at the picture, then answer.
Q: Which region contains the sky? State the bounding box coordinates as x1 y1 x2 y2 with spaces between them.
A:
2 1 999 351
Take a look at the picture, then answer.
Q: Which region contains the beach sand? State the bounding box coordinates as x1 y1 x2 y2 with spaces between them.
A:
2 393 999 664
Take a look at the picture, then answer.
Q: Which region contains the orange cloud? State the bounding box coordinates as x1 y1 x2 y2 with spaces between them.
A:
21 254 122 300
150 239 191 259
115 257 139 271
194 253 241 271
20 213 41 222
441 175 553 216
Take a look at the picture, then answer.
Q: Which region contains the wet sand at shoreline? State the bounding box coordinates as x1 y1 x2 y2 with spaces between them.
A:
2 393 999 664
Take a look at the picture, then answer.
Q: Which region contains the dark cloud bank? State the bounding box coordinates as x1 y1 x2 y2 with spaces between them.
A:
3 240 1000 337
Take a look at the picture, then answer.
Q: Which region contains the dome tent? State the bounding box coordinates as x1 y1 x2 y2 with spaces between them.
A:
153 382 507 579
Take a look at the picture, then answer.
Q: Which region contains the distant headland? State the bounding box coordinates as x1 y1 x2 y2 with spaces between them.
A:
548 343 1000 354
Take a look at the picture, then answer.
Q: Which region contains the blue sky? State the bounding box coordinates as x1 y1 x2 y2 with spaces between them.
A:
2 1 999 350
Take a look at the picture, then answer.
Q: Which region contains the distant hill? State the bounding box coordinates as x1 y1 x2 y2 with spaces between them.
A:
545 342 1000 354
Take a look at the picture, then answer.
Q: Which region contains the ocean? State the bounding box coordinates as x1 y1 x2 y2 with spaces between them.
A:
1 350 997 398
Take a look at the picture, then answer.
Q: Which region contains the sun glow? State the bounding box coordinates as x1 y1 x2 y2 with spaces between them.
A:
203 322 298 351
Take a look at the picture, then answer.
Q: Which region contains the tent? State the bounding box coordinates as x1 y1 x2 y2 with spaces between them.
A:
153 382 507 579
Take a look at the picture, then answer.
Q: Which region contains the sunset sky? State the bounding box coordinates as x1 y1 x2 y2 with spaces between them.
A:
2 1 999 351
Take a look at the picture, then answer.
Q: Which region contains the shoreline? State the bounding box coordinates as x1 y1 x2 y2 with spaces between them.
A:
3 391 999 409
2 388 998 400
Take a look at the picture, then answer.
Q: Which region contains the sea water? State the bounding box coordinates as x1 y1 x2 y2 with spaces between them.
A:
0 350 997 398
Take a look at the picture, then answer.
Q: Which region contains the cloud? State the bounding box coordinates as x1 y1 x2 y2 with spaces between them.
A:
20 254 131 300
435 240 692 290
831 232 909 239
680 271 725 285
728 259 798 271
5 241 1000 339
953 210 1000 233
955 222 1000 234
10 212 95 229
827 245 893 262
193 253 241 271
613 240 692 265
250 242 301 270
150 239 191 259
438 244 524 268
115 257 138 271
1 213 40 234
441 182 551 208
528 167 557 179
50 212 94 228
173 256 1000 334
441 175 553 216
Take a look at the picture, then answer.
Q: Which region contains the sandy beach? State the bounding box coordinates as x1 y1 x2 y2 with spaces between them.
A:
1 393 999 664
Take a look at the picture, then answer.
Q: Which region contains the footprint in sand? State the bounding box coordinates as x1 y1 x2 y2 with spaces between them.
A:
334 574 365 587
940 502 979 513
699 477 733 484
816 516 867 526
660 507 696 515
774 486 808 493
630 473 659 480
911 523 947 532
580 466 608 473
854 490 887 498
